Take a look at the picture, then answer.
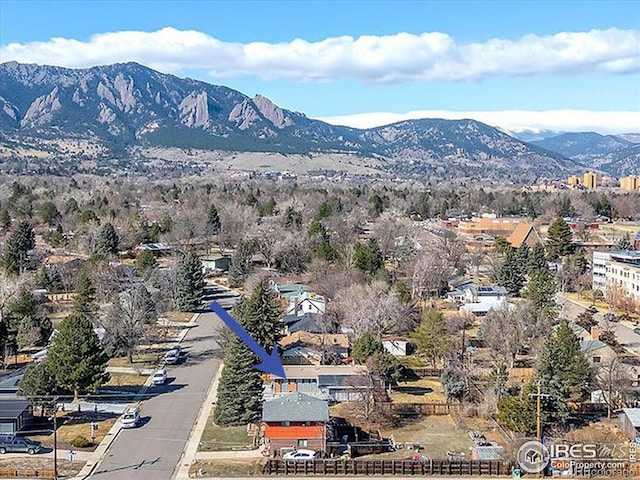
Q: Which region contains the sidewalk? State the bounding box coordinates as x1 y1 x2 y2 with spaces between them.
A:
106 366 155 375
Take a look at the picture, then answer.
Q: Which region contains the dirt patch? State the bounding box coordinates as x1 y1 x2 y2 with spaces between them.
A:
189 458 267 477
390 378 446 404
0 458 83 478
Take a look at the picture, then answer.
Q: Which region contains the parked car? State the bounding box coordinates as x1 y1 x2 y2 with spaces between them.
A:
603 313 617 322
121 406 141 428
0 436 42 455
152 369 167 385
283 449 318 460
164 346 181 365
633 327 640 335
586 305 598 314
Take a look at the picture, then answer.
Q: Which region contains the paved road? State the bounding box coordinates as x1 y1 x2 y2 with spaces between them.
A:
91 309 224 480
559 295 640 355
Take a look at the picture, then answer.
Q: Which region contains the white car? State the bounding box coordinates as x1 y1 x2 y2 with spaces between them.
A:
283 449 317 460
152 369 167 385
121 406 140 428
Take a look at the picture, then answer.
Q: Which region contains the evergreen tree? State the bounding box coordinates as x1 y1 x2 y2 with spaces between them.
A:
228 240 255 288
72 270 97 317
493 237 512 255
95 223 119 255
495 248 525 296
206 203 221 235
18 362 57 415
35 265 64 294
617 233 634 250
176 252 205 312
496 382 538 435
546 218 573 260
135 249 158 277
441 358 469 402
259 198 277 217
351 333 403 383
515 244 530 272
523 268 558 319
282 206 302 229
527 243 547 275
9 287 52 349
0 208 11 231
309 220 336 261
353 239 384 276
412 309 452 368
47 312 110 399
535 319 590 423
213 281 282 426
2 221 35 274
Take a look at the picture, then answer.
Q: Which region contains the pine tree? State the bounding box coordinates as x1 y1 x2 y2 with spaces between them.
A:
228 240 255 288
135 249 158 277
0 208 11 231
206 203 221 235
497 381 538 435
176 252 205 312
523 268 557 319
495 248 525 296
47 312 110 399
536 319 590 423
213 281 282 426
412 309 452 368
72 270 97 317
283 206 302 229
2 221 35 274
35 265 64 293
9 287 52 349
95 223 119 255
18 362 57 415
353 239 384 276
546 218 573 260
528 243 548 275
617 233 634 251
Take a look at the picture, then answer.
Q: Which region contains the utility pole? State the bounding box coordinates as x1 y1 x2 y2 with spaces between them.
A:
529 381 550 478
50 397 59 480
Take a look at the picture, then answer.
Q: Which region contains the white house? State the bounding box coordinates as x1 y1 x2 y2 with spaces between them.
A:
286 292 326 317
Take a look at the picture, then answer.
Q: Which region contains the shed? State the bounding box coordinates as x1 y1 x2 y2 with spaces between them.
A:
619 408 640 442
0 400 33 434
201 255 231 273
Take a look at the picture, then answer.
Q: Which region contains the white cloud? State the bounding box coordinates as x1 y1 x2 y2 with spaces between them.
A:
314 110 640 135
1 27 638 82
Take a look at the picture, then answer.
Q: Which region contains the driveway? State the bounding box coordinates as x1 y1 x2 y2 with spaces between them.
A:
559 295 640 355
90 308 225 480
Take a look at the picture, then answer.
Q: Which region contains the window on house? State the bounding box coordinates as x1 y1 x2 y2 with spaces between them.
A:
282 421 290 427
592 356 601 363
297 439 308 447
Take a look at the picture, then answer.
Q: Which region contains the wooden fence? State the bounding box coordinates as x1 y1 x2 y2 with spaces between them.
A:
263 459 512 476
411 368 443 378
381 402 459 417
0 469 55 479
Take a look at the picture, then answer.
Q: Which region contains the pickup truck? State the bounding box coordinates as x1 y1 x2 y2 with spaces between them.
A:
0 436 42 455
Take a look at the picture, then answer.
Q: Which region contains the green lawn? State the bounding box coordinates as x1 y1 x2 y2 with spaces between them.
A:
198 414 255 452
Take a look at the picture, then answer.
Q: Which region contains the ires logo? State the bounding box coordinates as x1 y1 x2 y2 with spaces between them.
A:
550 459 571 472
550 444 598 459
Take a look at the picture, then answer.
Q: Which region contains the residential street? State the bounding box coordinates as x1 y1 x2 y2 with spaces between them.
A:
91 306 224 480
559 295 640 355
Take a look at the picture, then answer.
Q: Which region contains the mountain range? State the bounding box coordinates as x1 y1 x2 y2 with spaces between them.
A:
0 61 636 179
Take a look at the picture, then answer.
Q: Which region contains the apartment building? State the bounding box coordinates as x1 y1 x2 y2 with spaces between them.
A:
620 175 640 192
583 171 597 190
457 216 523 237
592 250 640 302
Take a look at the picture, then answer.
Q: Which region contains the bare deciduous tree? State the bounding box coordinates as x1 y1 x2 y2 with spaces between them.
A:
409 247 453 299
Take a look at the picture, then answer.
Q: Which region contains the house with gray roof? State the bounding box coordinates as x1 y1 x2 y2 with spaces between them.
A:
262 392 329 455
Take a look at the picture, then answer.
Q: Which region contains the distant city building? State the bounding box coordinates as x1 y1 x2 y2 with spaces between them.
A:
620 175 640 192
592 250 640 301
567 175 581 186
457 216 523 237
583 171 597 190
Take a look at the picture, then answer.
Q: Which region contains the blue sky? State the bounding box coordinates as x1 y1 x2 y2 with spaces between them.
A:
1 0 639 132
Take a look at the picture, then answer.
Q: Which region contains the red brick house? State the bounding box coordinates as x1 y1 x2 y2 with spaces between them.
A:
262 392 329 455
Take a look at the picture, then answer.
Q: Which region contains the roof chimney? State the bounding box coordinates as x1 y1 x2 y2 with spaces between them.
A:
590 326 600 341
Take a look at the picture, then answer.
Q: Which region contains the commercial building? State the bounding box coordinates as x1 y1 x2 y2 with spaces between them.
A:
457 216 523 237
620 175 640 192
567 175 581 186
592 250 640 301
583 171 598 190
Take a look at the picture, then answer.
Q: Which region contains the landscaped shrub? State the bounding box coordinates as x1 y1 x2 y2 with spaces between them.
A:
70 435 92 448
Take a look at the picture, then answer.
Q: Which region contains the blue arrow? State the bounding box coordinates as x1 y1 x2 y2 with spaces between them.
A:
209 301 286 380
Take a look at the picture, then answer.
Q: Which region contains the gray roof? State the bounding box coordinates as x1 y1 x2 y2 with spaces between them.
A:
262 392 328 423
580 340 607 353
318 374 369 388
0 400 30 420
623 408 640 427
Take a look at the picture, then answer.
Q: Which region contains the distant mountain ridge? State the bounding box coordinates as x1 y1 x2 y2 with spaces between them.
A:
531 132 640 175
0 61 580 178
